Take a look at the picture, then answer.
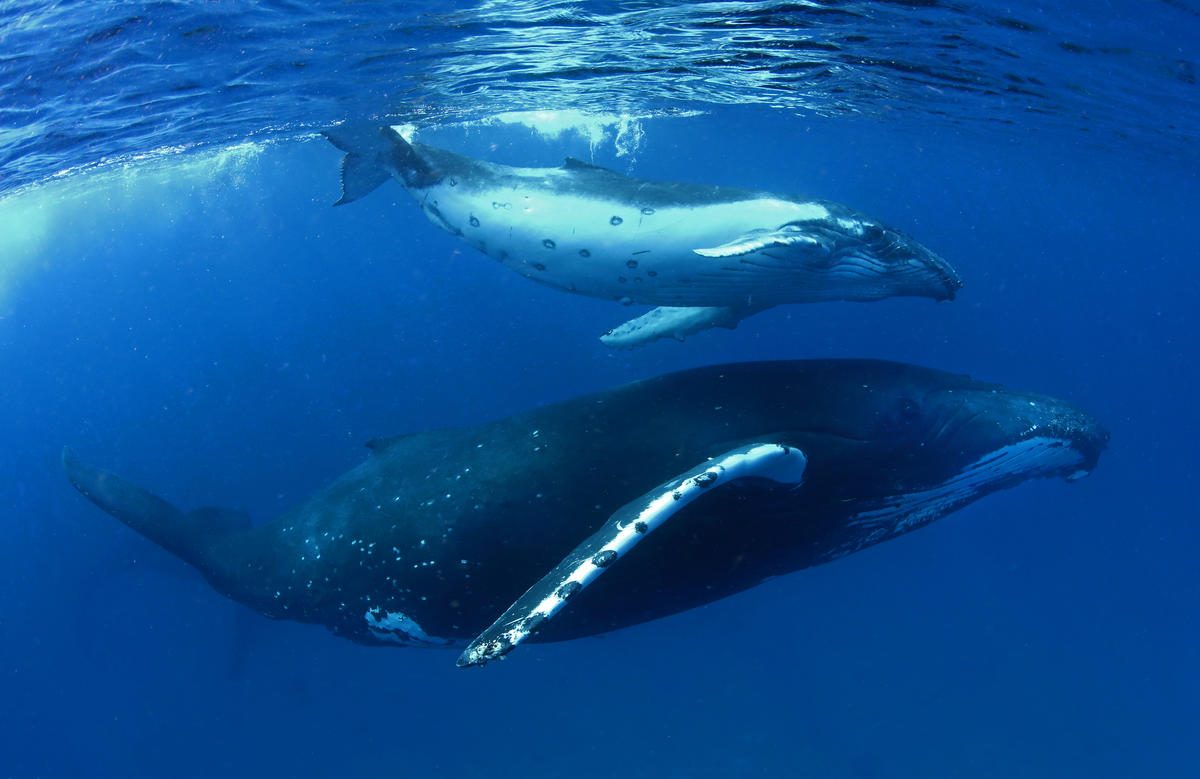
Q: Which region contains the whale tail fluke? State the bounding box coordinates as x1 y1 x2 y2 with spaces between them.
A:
329 143 390 206
322 125 441 205
62 447 249 581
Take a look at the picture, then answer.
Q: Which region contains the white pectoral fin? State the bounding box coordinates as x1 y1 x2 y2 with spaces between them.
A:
456 443 808 668
600 305 770 349
694 230 820 258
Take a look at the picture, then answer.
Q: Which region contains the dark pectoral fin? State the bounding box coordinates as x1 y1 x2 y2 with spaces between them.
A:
457 443 807 668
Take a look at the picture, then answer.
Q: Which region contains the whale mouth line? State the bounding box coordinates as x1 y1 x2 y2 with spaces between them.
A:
848 435 1089 537
854 231 963 298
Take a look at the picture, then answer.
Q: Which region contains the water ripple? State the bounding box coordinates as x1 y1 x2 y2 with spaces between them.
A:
0 0 1196 194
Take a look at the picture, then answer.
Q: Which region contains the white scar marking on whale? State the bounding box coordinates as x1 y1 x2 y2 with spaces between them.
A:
365 606 460 648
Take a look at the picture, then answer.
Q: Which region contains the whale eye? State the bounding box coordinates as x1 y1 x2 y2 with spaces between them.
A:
870 396 923 439
882 398 921 432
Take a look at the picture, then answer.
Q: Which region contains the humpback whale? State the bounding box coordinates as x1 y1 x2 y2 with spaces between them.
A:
64 360 1105 667
324 127 962 347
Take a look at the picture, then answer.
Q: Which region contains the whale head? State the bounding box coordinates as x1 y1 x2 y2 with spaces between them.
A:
832 217 963 302
694 200 963 304
781 361 1108 547
781 209 963 302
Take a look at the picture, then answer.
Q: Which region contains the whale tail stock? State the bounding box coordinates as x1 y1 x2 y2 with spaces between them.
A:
62 446 252 591
321 125 441 205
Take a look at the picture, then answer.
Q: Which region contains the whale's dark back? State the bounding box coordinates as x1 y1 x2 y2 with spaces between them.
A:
63 359 1106 647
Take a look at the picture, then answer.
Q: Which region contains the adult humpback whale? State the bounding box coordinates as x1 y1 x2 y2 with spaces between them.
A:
324 127 962 347
64 360 1105 667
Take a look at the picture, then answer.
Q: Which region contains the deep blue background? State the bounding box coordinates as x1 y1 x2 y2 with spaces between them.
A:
1 108 1196 777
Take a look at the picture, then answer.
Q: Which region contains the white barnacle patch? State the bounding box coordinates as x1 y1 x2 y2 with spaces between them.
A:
848 436 1086 541
458 442 807 667
365 606 459 648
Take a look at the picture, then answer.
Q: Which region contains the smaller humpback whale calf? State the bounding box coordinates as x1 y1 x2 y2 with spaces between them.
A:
324 126 962 347
64 360 1105 668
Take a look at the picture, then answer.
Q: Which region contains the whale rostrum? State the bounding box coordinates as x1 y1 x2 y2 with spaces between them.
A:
324 127 963 347
63 360 1106 667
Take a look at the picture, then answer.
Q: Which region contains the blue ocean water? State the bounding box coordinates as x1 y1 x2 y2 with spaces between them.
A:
1 1 1197 777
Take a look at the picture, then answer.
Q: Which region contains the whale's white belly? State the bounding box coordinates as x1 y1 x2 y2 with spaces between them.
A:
414 180 827 306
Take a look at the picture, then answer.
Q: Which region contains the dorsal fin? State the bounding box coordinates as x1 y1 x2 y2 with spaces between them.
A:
562 157 620 174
